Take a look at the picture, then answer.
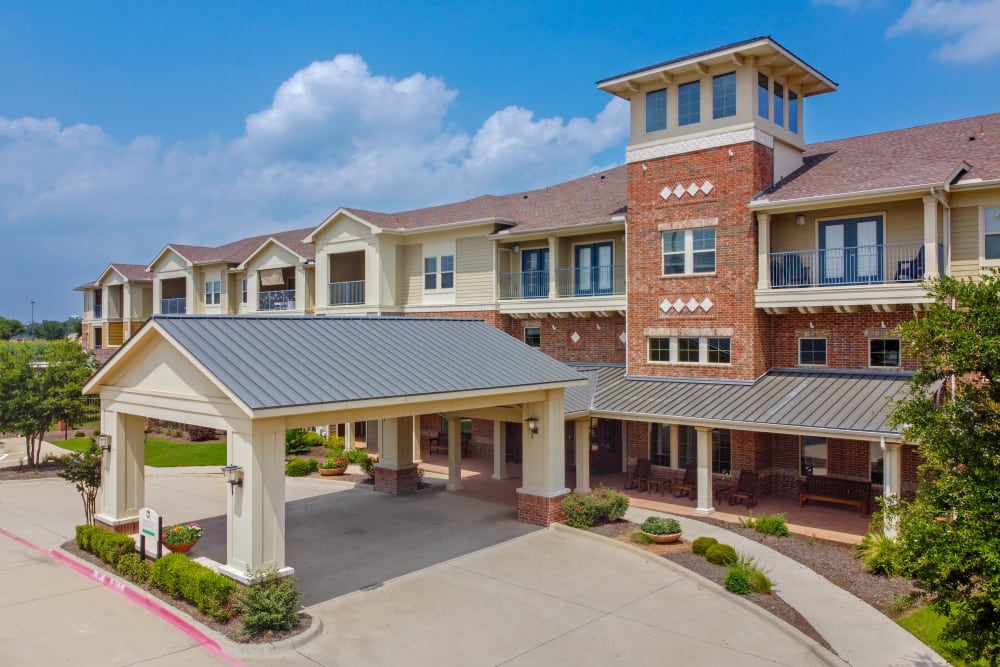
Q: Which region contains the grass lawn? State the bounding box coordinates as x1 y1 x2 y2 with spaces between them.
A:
898 605 987 667
52 436 226 467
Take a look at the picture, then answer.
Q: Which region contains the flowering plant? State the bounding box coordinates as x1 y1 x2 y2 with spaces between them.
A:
318 455 349 470
161 523 204 545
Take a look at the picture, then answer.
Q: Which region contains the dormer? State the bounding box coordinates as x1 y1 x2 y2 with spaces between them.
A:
597 36 836 183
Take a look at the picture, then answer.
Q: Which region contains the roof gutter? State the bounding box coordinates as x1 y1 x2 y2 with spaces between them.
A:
750 182 939 213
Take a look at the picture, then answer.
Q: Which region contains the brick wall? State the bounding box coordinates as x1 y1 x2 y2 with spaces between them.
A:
501 315 626 364
769 311 918 371
516 491 567 525
374 464 419 495
626 141 773 380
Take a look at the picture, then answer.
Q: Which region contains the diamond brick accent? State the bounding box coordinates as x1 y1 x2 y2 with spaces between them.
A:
618 330 627 344
660 298 673 313
686 183 699 196
700 297 714 312
673 298 685 311
672 184 686 198
685 298 699 312
659 185 673 200
570 331 581 344
701 180 714 194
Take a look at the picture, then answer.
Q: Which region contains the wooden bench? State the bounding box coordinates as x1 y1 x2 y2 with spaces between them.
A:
799 475 871 514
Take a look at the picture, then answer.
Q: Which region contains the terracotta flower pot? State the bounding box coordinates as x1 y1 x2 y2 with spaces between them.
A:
643 531 682 544
320 466 348 476
164 540 198 553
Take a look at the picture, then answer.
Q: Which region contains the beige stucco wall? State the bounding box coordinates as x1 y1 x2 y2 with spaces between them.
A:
456 236 494 303
951 205 980 278
771 199 924 252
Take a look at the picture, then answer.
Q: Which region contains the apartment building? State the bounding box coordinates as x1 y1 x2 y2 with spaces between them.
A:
78 36 1000 520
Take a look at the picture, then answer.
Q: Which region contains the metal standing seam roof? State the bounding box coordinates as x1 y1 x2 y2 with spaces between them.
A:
570 365 912 437
150 316 585 411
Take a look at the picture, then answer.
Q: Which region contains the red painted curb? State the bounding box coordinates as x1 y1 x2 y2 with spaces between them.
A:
0 527 244 667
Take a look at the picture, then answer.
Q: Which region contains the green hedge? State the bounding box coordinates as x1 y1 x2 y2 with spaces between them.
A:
286 458 312 476
562 486 629 529
150 553 237 619
116 553 152 584
75 524 136 567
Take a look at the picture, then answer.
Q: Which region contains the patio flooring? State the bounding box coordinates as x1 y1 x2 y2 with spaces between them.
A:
420 453 871 543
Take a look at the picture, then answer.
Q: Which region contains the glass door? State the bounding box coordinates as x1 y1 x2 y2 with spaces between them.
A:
820 217 883 285
574 242 613 295
521 248 549 298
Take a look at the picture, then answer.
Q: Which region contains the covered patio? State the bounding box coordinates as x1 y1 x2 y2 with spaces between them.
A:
82 315 587 582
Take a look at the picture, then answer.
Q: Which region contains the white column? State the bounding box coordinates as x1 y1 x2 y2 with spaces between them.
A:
574 418 591 494
295 264 307 312
756 213 771 289
185 268 197 314
492 420 507 480
548 236 559 297
922 195 940 279
377 417 415 468
695 426 715 515
882 440 903 538
446 416 463 491
152 280 163 314
220 419 291 583
247 271 259 314
518 390 569 497
95 409 145 529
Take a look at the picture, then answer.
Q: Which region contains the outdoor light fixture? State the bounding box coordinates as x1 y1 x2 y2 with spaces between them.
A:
96 434 112 453
795 214 806 226
513 244 520 253
221 464 244 494
525 417 539 436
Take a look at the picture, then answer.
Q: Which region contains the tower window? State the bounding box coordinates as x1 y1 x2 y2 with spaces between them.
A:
774 81 785 127
788 91 799 133
757 73 769 119
646 88 667 133
712 72 736 119
678 80 700 126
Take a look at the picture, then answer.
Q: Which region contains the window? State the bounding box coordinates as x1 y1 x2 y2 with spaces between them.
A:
799 338 827 365
204 280 221 305
712 72 736 119
424 255 454 290
788 91 798 133
646 88 667 132
650 423 671 467
757 73 769 119
662 227 716 275
773 81 784 127
241 279 248 304
523 326 540 348
712 429 732 474
870 339 901 368
801 436 828 476
647 336 732 365
985 206 1000 259
678 425 697 468
677 80 700 126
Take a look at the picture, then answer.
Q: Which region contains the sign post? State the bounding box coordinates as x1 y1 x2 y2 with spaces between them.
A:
138 507 162 561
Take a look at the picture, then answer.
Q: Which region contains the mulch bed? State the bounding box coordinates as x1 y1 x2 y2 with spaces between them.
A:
0 461 66 480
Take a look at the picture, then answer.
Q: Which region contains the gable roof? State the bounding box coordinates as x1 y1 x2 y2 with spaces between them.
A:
755 112 1000 207
87 315 585 412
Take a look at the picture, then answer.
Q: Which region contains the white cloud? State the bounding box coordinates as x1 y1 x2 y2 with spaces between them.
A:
0 54 628 317
888 0 1000 63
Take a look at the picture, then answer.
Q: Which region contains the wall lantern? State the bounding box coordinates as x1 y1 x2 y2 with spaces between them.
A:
525 417 539 436
513 244 520 253
96 434 112 453
795 214 806 227
221 464 244 494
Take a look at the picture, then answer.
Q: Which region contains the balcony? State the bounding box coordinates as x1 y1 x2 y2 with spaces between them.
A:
499 270 549 299
93 304 102 319
259 289 296 311
329 280 365 306
499 265 626 300
757 242 939 312
160 298 186 314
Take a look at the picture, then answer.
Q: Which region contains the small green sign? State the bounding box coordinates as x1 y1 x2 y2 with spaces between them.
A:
139 507 160 540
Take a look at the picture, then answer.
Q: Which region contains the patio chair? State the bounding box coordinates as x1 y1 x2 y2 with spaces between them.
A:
429 431 448 455
717 470 759 508
894 245 925 282
783 253 811 287
624 458 651 491
673 463 697 499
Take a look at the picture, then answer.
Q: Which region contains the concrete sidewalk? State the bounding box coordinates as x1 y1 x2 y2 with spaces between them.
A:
626 506 948 667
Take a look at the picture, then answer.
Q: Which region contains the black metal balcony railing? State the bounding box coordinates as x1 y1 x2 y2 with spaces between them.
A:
160 297 186 314
259 289 296 311
499 265 626 300
768 242 939 288
329 280 365 305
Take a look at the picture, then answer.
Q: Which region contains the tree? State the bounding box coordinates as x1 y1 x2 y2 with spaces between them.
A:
889 269 1000 665
0 340 94 467
33 319 67 340
59 442 102 525
0 317 25 340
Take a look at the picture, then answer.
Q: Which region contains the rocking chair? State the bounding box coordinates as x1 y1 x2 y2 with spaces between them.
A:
717 470 759 508
624 458 652 491
673 463 697 499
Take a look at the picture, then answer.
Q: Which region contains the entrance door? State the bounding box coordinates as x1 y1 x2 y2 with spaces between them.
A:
590 418 623 473
521 249 549 298
820 217 883 285
505 422 523 463
574 242 613 295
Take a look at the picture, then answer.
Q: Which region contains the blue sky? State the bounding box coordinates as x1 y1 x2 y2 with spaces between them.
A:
2 0 999 321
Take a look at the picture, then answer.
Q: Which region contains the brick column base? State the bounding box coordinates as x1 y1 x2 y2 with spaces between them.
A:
94 516 139 534
374 465 419 495
516 491 568 525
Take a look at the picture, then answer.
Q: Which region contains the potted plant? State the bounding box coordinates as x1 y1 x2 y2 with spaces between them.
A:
641 516 682 544
161 523 204 553
318 455 349 476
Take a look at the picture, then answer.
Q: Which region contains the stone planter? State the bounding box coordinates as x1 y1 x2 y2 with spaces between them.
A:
642 531 682 544
320 466 348 476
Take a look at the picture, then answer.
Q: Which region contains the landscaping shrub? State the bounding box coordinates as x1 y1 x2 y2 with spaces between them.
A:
150 553 237 619
186 425 217 442
346 448 369 465
286 458 311 477
302 431 324 448
631 531 654 545
234 567 304 636
306 458 319 473
705 543 738 566
116 553 152 584
562 486 629 529
74 430 85 438
75 524 136 567
691 536 718 556
730 554 774 594
640 516 681 535
325 435 345 450
724 567 752 595
856 530 900 576
753 513 790 538
285 429 310 455
361 455 377 481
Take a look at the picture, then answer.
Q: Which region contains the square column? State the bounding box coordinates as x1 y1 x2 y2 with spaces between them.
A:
882 440 903 538
922 195 940 279
446 416 463 491
94 410 145 534
695 426 715 516
219 421 291 583
374 416 418 495
574 418 591 494
517 389 570 525
492 420 508 480
756 213 771 289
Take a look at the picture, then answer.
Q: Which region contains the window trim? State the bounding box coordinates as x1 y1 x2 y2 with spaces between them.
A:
798 337 828 366
661 227 716 276
423 254 456 292
981 205 1000 264
523 326 541 348
869 338 901 368
647 336 732 366
788 90 799 134
241 279 248 304
204 279 221 306
801 436 828 476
